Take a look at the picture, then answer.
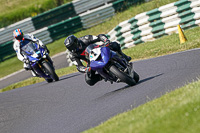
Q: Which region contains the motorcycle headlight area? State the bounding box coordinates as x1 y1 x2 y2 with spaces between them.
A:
89 48 101 61
32 51 41 58
32 53 39 58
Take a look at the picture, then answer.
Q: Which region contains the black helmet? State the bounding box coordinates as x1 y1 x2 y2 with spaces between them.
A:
64 35 80 53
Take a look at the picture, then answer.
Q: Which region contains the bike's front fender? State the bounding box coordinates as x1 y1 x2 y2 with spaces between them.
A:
31 59 51 79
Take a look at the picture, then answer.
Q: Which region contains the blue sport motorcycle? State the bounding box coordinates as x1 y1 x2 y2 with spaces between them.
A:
21 40 59 83
85 44 139 86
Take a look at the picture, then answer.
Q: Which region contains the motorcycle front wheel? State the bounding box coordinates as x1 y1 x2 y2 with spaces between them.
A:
109 65 136 86
42 61 59 82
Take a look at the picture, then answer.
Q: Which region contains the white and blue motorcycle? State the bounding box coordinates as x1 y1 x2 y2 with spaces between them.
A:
21 40 59 83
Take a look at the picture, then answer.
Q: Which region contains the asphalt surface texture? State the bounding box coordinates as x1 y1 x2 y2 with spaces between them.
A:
1 49 200 133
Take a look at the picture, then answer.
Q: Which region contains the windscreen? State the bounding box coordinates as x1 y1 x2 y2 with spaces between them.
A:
85 44 99 60
21 41 37 55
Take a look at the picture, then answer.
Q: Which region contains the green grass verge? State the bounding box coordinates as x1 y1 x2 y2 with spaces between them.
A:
124 26 200 61
0 0 72 28
83 79 200 133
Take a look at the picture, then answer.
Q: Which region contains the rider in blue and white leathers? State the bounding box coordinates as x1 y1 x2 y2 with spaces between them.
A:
13 29 51 76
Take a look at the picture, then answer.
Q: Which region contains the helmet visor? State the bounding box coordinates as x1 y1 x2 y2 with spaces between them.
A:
68 38 79 52
16 35 23 40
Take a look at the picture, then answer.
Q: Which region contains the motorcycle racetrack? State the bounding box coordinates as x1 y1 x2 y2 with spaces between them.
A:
1 48 200 133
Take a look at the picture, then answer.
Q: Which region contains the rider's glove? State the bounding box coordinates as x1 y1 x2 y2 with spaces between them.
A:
23 59 29 64
85 67 91 73
36 40 39 44
105 39 110 47
98 34 108 42
46 49 50 54
23 56 29 64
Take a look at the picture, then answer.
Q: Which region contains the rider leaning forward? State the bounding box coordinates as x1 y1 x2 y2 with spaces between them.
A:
13 29 52 77
64 34 132 86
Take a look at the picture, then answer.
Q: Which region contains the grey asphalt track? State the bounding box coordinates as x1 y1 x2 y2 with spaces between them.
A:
1 49 200 133
0 52 69 89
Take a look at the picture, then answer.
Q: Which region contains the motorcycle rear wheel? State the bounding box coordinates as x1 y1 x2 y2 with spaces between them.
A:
109 65 136 86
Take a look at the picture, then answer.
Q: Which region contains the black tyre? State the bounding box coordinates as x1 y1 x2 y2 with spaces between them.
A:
109 65 136 86
42 61 59 81
133 71 139 83
45 78 53 83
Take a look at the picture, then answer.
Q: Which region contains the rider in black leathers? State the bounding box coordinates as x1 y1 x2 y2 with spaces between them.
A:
64 34 131 86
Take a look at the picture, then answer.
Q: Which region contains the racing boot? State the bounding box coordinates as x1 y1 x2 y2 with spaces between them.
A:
118 48 132 62
24 63 31 70
31 70 40 77
121 53 132 62
24 63 39 77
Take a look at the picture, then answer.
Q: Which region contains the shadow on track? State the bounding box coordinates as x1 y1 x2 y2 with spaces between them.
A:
96 73 163 100
37 73 82 87
137 73 163 85
58 73 82 81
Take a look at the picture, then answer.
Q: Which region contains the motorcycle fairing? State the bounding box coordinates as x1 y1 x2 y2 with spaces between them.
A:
21 40 51 79
90 47 112 71
31 61 51 79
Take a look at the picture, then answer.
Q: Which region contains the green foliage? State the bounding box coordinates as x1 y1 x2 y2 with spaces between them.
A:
0 0 72 28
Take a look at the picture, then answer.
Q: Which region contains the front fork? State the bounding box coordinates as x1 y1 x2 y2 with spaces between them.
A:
32 58 51 77
106 60 134 82
45 55 54 66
